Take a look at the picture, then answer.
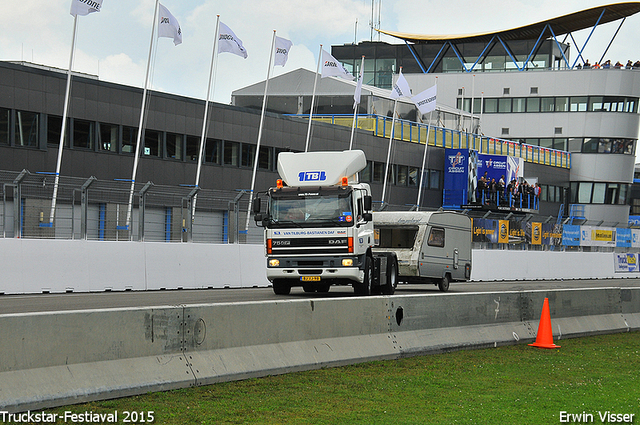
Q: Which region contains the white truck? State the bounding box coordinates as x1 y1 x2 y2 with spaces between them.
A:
253 150 472 295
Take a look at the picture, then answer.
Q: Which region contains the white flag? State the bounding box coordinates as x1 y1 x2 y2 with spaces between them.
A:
390 70 411 99
321 49 353 80
158 4 182 45
354 68 364 106
70 0 103 17
412 84 437 114
274 36 292 67
219 22 248 59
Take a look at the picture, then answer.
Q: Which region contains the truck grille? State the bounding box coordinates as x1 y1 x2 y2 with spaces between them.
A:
269 237 351 255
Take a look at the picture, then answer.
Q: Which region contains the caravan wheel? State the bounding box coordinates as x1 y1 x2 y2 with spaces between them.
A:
438 274 450 292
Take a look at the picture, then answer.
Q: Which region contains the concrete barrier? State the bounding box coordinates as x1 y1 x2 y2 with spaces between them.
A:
1 288 639 413
2 239 640 295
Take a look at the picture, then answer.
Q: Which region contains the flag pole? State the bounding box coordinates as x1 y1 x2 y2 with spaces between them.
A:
349 55 365 150
416 108 434 211
305 44 322 152
192 15 221 221
245 30 277 233
381 98 398 208
126 0 160 233
48 14 79 226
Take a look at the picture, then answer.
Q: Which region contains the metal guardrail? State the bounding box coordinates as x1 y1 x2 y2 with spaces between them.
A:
0 170 264 244
288 114 571 169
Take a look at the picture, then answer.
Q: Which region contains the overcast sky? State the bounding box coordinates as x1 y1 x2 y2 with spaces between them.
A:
2 0 640 107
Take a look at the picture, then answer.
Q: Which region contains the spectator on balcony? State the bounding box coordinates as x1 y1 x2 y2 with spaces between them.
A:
583 59 591 69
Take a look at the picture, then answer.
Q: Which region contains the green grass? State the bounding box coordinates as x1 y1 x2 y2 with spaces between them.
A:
42 332 640 424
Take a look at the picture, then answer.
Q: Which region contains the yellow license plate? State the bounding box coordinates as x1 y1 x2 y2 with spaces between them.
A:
300 276 321 282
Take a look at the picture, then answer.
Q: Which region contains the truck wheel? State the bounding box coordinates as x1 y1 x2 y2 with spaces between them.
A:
354 255 373 296
438 274 450 292
272 279 291 295
381 257 397 295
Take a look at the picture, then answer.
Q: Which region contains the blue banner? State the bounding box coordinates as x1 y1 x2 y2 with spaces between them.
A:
443 149 471 206
562 224 581 246
617 228 632 248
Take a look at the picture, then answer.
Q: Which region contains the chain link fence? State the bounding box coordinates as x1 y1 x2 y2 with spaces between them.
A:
0 169 264 244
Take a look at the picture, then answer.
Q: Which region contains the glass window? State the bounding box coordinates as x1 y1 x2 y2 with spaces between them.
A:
73 119 94 150
625 98 637 113
592 183 606 204
224 141 239 166
47 115 69 148
361 161 372 182
568 138 583 152
258 146 273 170
484 98 498 113
554 138 568 151
540 98 554 112
526 97 540 112
396 165 408 186
578 182 593 203
15 110 39 147
588 96 604 112
241 144 255 167
619 184 628 204
204 138 221 164
0 107 8 145
555 97 569 112
427 227 445 247
498 98 511 113
429 170 441 189
98 123 118 152
598 139 612 153
122 126 137 153
569 182 578 203
570 96 588 112
582 138 599 153
372 162 385 183
539 138 553 148
605 184 619 204
166 133 183 159
387 164 395 185
375 59 394 89
512 98 526 113
541 185 548 202
143 129 160 157
408 167 419 187
186 136 199 161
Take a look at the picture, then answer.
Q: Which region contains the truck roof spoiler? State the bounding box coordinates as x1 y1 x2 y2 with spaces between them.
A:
277 150 366 187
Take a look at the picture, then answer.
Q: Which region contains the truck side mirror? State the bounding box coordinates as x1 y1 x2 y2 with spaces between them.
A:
254 213 264 226
363 195 372 211
253 197 261 214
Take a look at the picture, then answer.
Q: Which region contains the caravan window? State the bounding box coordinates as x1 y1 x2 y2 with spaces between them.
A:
427 227 445 247
376 226 418 248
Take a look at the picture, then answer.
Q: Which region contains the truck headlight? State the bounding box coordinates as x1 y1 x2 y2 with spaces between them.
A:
269 259 280 267
342 258 354 267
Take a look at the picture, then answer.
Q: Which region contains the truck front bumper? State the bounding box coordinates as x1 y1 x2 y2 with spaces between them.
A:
265 255 365 284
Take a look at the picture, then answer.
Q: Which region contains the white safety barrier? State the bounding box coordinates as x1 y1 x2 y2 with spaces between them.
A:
1 239 639 294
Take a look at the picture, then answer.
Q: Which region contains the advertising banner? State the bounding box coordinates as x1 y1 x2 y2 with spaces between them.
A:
472 218 498 243
632 229 640 248
614 253 640 272
581 226 616 247
542 223 563 246
444 149 470 206
562 225 581 246
616 228 632 248
498 220 509 244
531 222 542 245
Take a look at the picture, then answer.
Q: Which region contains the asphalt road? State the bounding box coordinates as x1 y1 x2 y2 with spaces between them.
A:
1 278 638 314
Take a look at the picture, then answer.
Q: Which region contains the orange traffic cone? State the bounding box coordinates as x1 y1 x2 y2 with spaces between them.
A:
528 297 560 349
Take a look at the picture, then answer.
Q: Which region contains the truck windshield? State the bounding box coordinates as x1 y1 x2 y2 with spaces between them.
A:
269 187 354 228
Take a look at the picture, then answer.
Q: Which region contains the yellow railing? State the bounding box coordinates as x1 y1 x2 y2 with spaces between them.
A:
292 114 571 169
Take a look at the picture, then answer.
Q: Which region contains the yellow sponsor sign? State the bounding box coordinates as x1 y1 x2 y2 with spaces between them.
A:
531 222 542 245
498 220 509 244
592 229 614 242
